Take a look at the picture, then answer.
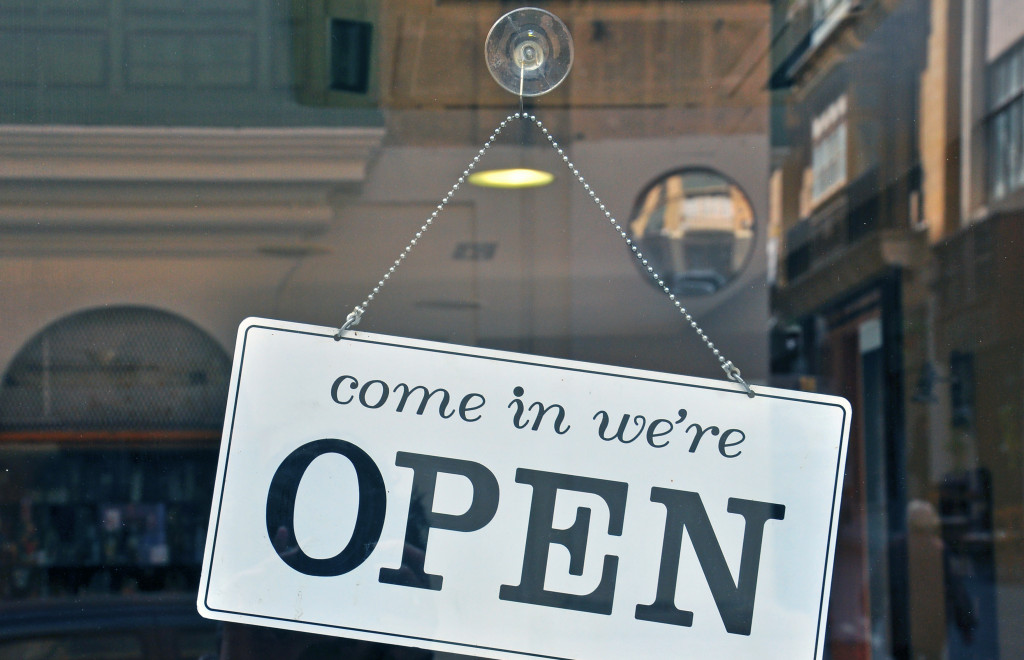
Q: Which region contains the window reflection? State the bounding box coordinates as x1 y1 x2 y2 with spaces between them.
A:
811 95 848 204
0 308 224 657
628 169 755 296
989 40 1024 202
0 0 1023 658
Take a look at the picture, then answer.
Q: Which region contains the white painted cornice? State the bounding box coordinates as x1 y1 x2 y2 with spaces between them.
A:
0 125 386 183
0 124 386 255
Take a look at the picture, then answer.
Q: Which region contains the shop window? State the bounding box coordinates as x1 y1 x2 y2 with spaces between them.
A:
988 39 1024 202
811 94 848 205
0 307 229 602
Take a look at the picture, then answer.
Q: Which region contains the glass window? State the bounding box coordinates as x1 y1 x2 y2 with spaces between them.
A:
811 94 849 204
989 38 1024 201
1 0 1023 659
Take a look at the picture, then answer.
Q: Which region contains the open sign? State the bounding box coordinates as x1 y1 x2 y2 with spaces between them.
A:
198 318 850 660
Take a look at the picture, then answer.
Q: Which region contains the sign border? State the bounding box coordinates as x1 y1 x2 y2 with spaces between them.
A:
200 319 849 659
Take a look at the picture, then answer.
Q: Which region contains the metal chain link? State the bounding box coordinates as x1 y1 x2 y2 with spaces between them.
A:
336 112 755 397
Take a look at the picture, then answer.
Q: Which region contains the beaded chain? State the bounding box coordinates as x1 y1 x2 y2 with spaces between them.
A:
334 112 755 397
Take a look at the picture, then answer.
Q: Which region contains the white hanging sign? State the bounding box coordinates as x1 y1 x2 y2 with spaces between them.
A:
198 317 850 660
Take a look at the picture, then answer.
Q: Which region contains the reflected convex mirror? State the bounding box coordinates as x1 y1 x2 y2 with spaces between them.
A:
628 169 755 297
485 8 573 97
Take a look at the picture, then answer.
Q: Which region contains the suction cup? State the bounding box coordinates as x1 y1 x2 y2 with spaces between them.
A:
485 7 573 97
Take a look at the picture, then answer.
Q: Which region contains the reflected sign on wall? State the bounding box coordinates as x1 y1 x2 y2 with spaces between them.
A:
198 318 850 660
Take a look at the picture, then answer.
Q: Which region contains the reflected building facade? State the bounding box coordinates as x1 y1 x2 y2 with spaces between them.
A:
0 1 773 655
1 0 1023 657
770 0 1024 657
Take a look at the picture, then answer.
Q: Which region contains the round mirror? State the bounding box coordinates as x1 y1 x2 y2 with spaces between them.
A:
627 168 755 297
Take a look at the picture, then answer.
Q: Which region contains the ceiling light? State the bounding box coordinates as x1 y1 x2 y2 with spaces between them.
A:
468 168 555 189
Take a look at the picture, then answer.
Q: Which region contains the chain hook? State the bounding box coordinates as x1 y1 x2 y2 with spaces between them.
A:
722 361 756 398
334 306 364 340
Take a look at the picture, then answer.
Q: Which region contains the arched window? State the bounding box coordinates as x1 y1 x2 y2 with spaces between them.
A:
1 306 230 435
0 307 229 601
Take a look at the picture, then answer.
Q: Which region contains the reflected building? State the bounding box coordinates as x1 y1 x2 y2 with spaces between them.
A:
0 0 772 375
5 0 1024 658
0 0 772 648
770 0 1023 658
